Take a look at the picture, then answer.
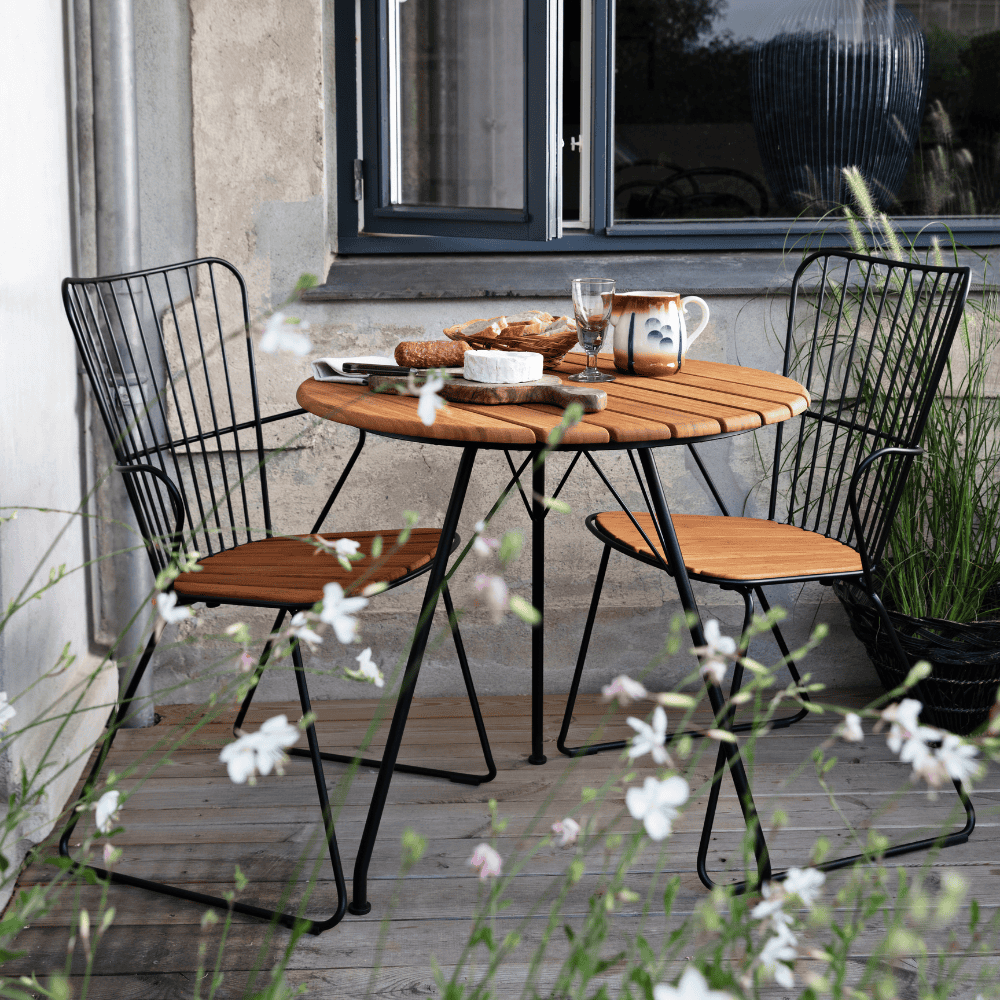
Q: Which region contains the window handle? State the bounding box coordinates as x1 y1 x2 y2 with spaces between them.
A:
570 136 582 152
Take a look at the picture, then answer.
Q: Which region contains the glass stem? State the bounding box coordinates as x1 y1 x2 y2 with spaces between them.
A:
587 352 596 370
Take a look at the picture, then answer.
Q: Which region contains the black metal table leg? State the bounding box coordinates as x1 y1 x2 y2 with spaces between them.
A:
349 446 479 914
530 448 547 764
637 447 772 888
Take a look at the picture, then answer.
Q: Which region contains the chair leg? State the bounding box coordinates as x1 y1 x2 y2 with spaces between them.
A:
697 645 772 891
236 595 496 785
696 586 977 893
233 607 289 733
558 544 616 757
59 622 348 934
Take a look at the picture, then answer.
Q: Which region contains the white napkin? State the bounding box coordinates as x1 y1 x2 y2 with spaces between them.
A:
311 355 396 383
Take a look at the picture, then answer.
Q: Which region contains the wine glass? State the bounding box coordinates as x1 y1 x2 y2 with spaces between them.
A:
569 278 616 383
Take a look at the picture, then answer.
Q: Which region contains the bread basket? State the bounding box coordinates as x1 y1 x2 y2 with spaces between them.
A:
442 327 579 369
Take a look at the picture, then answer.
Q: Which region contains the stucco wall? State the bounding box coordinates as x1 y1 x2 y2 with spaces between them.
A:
0 0 117 906
135 0 877 706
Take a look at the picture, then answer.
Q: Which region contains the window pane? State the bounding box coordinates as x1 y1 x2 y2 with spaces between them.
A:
393 0 525 210
613 0 1000 222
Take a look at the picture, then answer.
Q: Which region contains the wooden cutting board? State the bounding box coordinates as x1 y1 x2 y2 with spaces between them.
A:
367 373 607 412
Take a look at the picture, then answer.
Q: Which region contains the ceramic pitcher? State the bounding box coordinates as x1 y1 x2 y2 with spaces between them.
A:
611 291 710 376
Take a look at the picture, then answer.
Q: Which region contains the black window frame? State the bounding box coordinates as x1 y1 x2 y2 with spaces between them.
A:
334 0 1000 254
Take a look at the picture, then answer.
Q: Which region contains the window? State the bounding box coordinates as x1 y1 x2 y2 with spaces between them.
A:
335 0 1000 252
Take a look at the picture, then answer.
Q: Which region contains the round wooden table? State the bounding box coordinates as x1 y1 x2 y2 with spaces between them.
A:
297 353 809 912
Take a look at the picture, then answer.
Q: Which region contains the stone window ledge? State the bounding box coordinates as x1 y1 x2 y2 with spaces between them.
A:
303 250 999 302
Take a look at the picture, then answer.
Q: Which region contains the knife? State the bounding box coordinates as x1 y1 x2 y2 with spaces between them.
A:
341 363 465 376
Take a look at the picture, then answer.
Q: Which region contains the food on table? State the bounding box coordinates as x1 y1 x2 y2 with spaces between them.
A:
443 317 509 340
394 340 471 368
463 350 544 384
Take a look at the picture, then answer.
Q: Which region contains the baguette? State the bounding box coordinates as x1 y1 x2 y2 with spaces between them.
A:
443 317 508 340
504 319 548 337
394 340 471 368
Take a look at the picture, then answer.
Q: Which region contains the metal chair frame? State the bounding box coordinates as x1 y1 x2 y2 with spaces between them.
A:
560 249 976 891
60 258 495 933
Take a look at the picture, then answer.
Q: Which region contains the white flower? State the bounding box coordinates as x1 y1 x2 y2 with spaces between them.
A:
472 521 500 558
693 621 737 686
693 620 738 659
468 843 502 879
759 922 798 988
345 647 385 688
259 311 312 356
219 715 300 785
883 698 936 753
653 966 735 1000
700 657 728 686
312 535 361 570
319 582 369 643
836 712 864 743
601 675 647 705
782 867 825 908
0 692 15 731
551 817 581 847
156 590 192 624
474 573 509 622
239 651 256 673
625 775 689 841
935 733 981 787
289 611 323 649
94 790 121 834
627 706 672 766
750 881 788 924
407 370 446 426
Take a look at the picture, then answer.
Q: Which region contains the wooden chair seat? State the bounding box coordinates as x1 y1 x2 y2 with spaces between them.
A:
173 528 443 606
593 512 863 582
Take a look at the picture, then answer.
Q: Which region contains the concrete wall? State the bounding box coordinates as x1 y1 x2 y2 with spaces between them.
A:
131 0 879 707
0 0 117 906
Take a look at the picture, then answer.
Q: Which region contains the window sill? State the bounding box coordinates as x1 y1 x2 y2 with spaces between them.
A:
304 248 999 302
306 251 803 301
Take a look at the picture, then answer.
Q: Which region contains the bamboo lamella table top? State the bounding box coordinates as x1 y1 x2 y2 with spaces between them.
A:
296 355 810 449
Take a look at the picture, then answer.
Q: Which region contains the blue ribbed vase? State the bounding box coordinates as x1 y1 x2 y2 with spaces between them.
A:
750 0 928 212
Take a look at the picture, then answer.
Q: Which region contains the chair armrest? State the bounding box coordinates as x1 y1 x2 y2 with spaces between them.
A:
115 463 186 570
847 446 923 587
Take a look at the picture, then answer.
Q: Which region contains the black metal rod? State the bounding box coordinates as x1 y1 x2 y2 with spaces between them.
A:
309 431 368 534
350 446 479 914
530 450 547 764
557 544 612 756
637 447 771 886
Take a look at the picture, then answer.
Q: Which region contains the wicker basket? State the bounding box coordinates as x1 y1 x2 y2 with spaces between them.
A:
833 578 1000 733
443 327 579 369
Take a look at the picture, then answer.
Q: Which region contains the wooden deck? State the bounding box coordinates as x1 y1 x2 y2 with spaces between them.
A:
5 691 998 998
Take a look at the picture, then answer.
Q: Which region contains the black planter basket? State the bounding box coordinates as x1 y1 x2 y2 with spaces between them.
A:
834 579 1000 734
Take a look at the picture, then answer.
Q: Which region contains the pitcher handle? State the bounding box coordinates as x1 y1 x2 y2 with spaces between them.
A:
681 296 710 344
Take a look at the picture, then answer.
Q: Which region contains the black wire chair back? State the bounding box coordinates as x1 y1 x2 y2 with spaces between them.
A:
63 258 277 576
770 249 971 570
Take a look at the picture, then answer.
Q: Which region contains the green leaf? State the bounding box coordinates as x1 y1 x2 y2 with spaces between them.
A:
509 595 541 625
662 875 681 916
370 535 383 558
293 273 319 292
498 531 523 566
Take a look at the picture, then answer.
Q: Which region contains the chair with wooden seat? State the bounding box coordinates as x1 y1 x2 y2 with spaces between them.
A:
560 248 976 889
60 257 495 932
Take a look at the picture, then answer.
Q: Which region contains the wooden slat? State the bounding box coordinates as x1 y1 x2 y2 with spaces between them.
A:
595 511 864 579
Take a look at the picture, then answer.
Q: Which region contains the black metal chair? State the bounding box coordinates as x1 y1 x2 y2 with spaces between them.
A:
559 249 976 890
60 257 495 932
